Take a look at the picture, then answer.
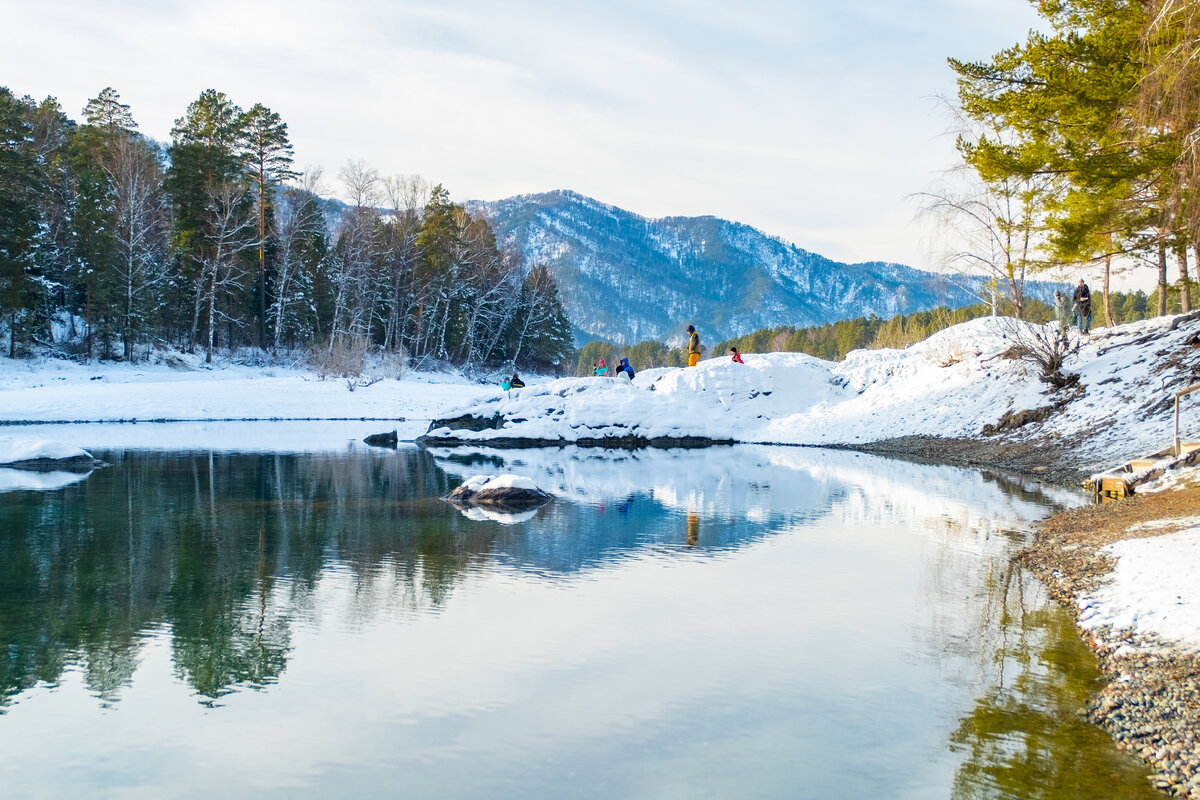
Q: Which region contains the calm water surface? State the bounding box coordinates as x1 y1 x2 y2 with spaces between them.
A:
0 430 1159 799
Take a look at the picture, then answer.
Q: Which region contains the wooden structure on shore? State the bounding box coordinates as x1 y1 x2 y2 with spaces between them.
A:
1086 383 1200 500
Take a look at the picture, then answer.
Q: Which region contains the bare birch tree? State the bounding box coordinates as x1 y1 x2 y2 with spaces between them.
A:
104 134 170 361
198 180 259 363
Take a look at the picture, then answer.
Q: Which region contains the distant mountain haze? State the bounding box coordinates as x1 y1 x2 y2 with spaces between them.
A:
468 190 980 345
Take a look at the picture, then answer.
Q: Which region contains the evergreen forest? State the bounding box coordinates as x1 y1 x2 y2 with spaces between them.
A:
940 0 1200 323
0 86 574 374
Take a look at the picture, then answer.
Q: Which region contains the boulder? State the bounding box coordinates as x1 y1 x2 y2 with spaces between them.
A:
444 473 552 512
0 437 99 472
363 430 398 447
427 413 504 433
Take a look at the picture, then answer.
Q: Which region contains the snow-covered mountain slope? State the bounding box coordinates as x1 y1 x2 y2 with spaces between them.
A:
422 312 1200 473
469 190 985 345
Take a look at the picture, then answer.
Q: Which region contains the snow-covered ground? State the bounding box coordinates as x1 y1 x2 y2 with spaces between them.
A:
1078 518 1200 653
0 352 493 423
422 314 1200 471
5 313 1200 653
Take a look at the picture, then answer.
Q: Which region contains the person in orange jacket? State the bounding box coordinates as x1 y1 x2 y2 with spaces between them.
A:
729 347 744 364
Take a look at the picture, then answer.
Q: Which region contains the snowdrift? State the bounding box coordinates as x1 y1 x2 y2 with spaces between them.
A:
421 313 1200 473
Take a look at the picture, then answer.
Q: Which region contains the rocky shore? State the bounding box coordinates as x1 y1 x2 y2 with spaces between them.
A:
1017 484 1200 798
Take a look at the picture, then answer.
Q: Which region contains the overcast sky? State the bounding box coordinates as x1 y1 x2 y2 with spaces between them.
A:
4 0 1044 269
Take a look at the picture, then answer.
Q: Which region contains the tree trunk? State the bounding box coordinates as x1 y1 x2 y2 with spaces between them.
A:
1103 233 1115 327
1182 245 1194 314
1103 254 1113 328
258 185 267 351
1159 242 1169 316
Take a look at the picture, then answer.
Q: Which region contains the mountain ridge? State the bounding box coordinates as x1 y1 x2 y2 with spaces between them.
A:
467 190 981 345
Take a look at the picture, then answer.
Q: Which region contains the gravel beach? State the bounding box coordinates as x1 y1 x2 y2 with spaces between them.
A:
1017 482 1200 798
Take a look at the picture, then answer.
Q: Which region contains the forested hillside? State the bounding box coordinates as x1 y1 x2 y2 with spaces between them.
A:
0 87 574 374
472 190 986 346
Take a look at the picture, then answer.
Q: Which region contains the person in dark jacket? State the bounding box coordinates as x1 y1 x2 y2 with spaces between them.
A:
686 325 701 367
1073 279 1093 334
614 357 635 380
509 372 525 388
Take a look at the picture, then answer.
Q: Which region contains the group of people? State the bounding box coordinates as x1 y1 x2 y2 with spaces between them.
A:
504 324 744 393
592 357 636 379
500 372 525 392
1054 278 1094 335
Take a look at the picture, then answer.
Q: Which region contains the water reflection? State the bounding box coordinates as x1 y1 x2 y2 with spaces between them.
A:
0 440 1155 798
949 568 1159 799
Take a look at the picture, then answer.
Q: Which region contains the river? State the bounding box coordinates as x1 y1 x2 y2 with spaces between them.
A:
0 425 1160 798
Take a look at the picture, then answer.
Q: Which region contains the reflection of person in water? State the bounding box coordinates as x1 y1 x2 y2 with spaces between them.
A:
686 511 699 546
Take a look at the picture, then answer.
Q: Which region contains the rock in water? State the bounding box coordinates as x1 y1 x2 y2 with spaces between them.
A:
363 430 398 447
445 474 552 511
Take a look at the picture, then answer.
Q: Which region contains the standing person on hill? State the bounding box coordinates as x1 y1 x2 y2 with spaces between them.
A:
729 347 745 364
595 359 610 377
686 325 701 367
1073 278 1093 334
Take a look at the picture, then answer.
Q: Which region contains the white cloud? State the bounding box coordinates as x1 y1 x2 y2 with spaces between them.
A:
3 0 1042 266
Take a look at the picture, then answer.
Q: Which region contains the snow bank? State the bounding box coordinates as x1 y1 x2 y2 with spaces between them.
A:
419 313 1200 476
1078 526 1200 652
0 355 494 423
0 436 92 466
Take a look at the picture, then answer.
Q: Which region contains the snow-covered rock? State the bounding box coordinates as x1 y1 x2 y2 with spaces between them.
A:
0 436 96 470
445 473 552 511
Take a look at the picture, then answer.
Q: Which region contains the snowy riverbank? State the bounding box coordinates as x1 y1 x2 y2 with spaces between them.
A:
4 314 1200 790
0 350 494 424
420 313 1200 477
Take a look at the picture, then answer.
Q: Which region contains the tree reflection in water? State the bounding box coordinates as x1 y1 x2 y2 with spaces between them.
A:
0 448 472 706
0 447 786 707
949 564 1157 799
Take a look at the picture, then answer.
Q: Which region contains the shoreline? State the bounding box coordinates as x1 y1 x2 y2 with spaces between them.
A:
1016 487 1200 798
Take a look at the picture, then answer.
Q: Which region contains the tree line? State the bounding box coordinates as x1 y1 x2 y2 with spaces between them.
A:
937 0 1200 324
576 287 1164 373
0 86 573 373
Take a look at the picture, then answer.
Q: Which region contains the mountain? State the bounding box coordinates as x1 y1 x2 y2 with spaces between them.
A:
468 190 982 345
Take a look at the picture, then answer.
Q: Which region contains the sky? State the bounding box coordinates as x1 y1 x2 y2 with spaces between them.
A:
4 0 1045 270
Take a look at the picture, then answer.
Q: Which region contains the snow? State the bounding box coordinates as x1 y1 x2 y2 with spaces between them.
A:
0 436 92 465
422 315 1200 472
6 312 1200 651
0 353 494 424
477 473 540 492
0 420 431 454
1078 524 1200 652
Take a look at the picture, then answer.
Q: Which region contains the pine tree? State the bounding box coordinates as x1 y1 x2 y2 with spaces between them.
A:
507 264 574 372
240 103 295 350
165 90 250 353
0 88 45 357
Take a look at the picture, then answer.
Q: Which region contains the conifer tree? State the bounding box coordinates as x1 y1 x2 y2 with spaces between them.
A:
949 0 1183 317
506 264 574 371
240 103 295 350
166 90 250 352
0 88 45 357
